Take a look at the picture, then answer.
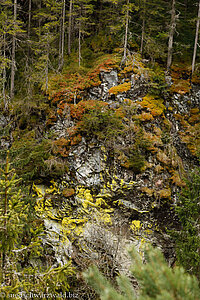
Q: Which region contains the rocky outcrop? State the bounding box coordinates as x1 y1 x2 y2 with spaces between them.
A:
2 55 199 296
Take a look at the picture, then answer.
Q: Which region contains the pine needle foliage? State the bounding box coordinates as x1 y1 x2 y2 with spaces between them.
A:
0 151 27 264
172 167 200 279
0 152 75 297
83 246 200 300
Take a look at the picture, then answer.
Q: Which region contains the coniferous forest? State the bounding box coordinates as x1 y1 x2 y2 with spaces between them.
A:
0 0 200 299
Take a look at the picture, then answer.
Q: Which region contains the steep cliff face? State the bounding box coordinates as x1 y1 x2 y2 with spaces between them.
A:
1 54 199 295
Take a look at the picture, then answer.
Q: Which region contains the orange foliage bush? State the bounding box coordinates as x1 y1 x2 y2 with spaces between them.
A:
156 150 170 165
170 65 191 95
50 57 119 109
143 131 162 147
188 108 200 125
157 188 171 199
109 82 131 95
138 112 154 122
170 170 185 187
69 100 107 120
180 123 200 155
139 94 165 116
174 114 189 128
53 138 70 157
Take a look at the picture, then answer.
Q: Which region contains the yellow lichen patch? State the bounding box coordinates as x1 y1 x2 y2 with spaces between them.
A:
76 187 96 209
138 238 149 255
110 178 119 191
62 217 87 236
130 220 141 234
34 197 45 213
98 185 112 199
35 196 61 221
97 209 113 225
113 199 123 206
33 183 46 197
95 197 108 207
139 94 165 116
46 180 61 194
143 226 153 238
33 183 63 220
120 178 125 186
109 82 131 95
101 145 106 152
119 178 135 190
45 208 62 221
74 225 85 236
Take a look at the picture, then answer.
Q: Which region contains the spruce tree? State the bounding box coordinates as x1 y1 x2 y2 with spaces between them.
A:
31 0 61 93
10 0 17 99
0 1 13 108
73 0 95 67
0 153 75 297
172 167 200 280
135 0 169 63
84 246 200 300
0 151 29 292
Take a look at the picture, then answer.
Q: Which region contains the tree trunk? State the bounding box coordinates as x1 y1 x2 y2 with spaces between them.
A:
140 0 146 56
38 0 41 35
192 0 200 75
45 51 49 93
2 153 9 271
123 0 129 61
59 18 62 66
45 35 49 93
167 0 176 72
140 18 145 55
68 0 73 55
59 0 66 70
10 0 17 99
28 0 31 40
3 33 6 109
78 22 81 67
